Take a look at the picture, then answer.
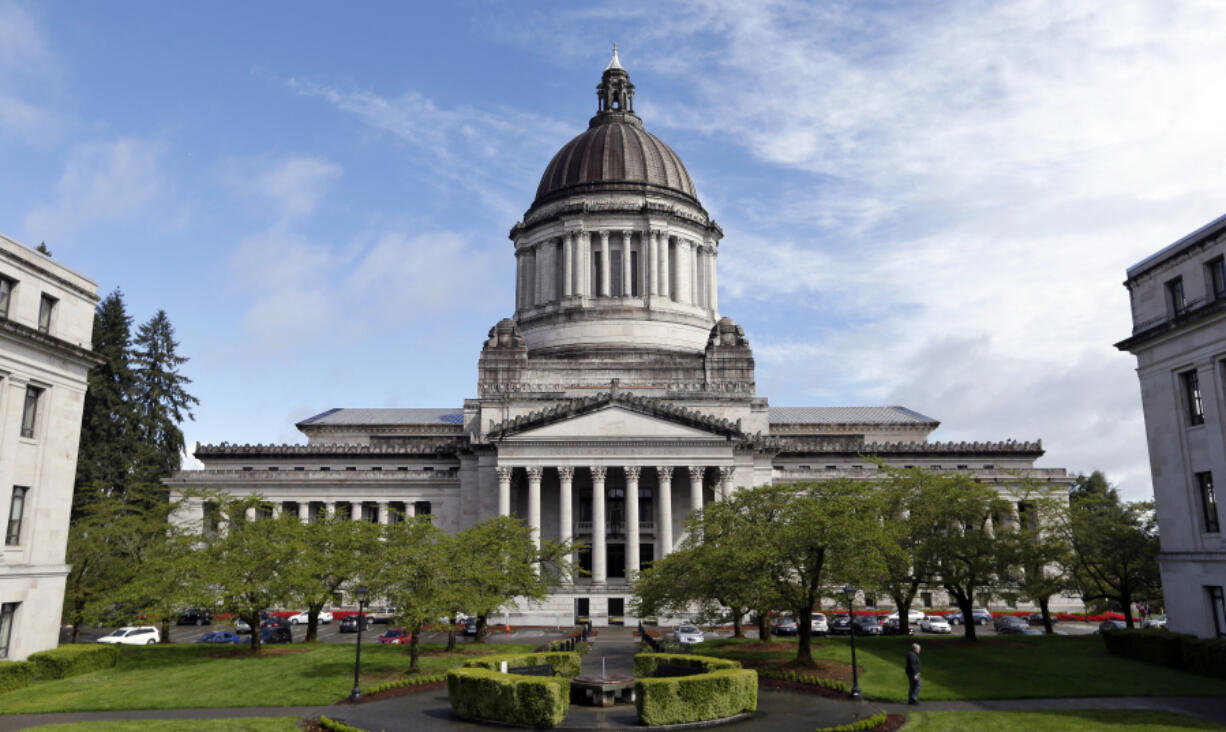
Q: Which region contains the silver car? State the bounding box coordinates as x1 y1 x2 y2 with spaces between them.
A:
810 613 829 635
673 624 705 645
920 614 951 634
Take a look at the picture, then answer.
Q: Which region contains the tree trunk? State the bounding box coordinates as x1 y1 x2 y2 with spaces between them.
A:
1039 597 1053 635
1122 593 1135 628
475 615 487 643
306 608 319 643
756 614 769 642
951 591 976 641
447 625 457 652
72 622 81 644
246 614 262 652
410 621 422 670
161 617 170 644
731 610 743 638
796 608 814 666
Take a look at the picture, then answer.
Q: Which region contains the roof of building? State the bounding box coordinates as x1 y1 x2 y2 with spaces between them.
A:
768 406 938 425
1126 211 1226 281
534 122 697 206
297 408 465 427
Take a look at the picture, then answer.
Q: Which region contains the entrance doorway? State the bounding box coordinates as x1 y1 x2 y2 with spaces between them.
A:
608 543 626 579
575 597 590 625
608 598 625 626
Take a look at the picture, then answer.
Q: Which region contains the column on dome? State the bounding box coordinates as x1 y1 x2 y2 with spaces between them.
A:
659 233 671 299
534 242 548 305
515 252 524 310
527 466 542 549
649 230 660 295
496 467 512 517
621 231 633 297
558 466 574 569
707 244 719 312
688 466 703 515
657 466 674 557
580 231 591 297
591 466 607 585
562 232 574 297
599 231 612 297
626 466 640 576
689 240 700 305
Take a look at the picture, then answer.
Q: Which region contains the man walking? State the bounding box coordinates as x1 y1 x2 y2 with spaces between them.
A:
905 643 921 705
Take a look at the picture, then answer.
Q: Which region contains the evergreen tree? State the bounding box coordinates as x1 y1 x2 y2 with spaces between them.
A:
74 290 139 515
132 310 198 485
35 242 51 256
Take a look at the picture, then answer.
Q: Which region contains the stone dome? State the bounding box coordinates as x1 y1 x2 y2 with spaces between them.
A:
533 122 698 206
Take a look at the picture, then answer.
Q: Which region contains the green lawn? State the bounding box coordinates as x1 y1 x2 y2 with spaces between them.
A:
26 719 302 731
902 710 1226 731
0 642 535 714
693 635 1226 702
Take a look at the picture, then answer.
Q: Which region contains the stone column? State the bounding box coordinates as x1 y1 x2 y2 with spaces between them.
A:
527 466 543 550
325 502 336 518
707 245 719 312
352 502 364 521
563 233 574 297
245 506 257 522
580 231 591 297
591 466 607 585
688 466 703 515
271 504 281 520
377 502 389 525
621 230 633 297
535 243 549 305
298 502 310 522
689 239 700 305
496 467 512 517
558 466 574 569
599 231 611 297
720 467 736 499
406 501 416 519
657 466 674 557
625 466 640 577
649 230 660 295
660 234 671 299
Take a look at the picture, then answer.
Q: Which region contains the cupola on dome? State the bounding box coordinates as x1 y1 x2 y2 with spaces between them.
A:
532 46 698 207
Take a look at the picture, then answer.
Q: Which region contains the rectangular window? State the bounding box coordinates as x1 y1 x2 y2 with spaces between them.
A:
413 501 431 516
610 250 623 297
1208 257 1226 301
6 487 27 545
37 294 56 333
1198 472 1220 533
0 602 17 659
630 250 640 296
592 249 602 296
0 276 14 319
1209 586 1226 638
639 488 654 525
1167 276 1187 315
1182 369 1206 426
921 592 933 608
20 386 41 439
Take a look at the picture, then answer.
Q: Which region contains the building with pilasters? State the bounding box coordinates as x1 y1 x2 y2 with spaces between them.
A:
170 51 1074 625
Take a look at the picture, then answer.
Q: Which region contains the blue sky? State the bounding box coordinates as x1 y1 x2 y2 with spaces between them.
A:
5 1 1226 499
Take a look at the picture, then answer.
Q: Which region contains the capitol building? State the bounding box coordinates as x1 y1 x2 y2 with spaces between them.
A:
169 51 1074 625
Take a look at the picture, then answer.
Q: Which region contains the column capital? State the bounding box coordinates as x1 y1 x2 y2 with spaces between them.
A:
656 465 673 480
591 465 607 481
687 465 704 479
527 466 543 480
625 466 641 480
719 466 736 483
496 466 513 481
557 465 574 481
599 230 610 243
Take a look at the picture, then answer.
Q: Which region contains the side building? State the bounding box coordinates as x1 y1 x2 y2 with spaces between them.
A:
0 234 99 660
1117 214 1226 638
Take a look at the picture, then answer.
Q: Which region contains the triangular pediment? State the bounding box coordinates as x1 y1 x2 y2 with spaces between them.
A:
511 405 724 440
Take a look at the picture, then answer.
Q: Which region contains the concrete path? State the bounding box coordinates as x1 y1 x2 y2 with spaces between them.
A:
877 696 1226 726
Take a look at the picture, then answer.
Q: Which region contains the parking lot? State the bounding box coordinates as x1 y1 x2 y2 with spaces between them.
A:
64 621 575 646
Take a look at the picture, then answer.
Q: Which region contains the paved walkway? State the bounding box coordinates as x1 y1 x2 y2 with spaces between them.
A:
877 696 1226 726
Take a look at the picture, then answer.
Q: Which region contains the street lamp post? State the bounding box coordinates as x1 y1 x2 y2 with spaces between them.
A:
349 585 369 702
843 584 862 700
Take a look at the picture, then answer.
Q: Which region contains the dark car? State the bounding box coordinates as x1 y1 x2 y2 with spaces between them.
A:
1098 619 1128 633
462 617 479 636
993 616 1030 634
194 631 241 644
852 615 882 636
260 626 292 644
339 614 371 633
949 609 993 625
828 614 852 635
1027 612 1058 625
177 609 214 626
377 628 411 645
260 616 290 630
881 616 914 635
773 618 799 636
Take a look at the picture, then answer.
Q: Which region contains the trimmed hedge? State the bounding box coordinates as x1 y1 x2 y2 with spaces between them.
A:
318 715 365 732
363 672 445 696
635 668 758 726
462 651 582 679
448 667 570 727
27 644 120 680
633 652 739 678
816 710 887 732
0 660 33 694
758 667 850 694
1101 628 1226 679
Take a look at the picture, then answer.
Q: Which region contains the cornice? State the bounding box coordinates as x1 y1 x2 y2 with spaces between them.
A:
194 441 467 458
777 438 1044 457
0 318 104 367
0 246 99 302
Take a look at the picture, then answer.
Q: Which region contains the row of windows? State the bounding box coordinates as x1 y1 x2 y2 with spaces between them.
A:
203 500 431 531
792 464 996 471
240 465 457 472
1165 255 1226 316
0 273 58 333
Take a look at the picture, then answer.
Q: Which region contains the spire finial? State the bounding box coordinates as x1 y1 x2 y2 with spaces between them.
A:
606 43 624 71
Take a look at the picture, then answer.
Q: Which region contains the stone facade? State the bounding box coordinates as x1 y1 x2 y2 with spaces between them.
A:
1117 213 1226 638
0 234 99 660
170 54 1077 625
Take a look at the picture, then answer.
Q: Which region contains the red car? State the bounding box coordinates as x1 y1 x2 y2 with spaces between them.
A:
377 628 411 645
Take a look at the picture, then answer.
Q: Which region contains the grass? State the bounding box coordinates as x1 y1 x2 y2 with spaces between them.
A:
25 719 302 731
690 635 1226 702
0 642 535 714
902 710 1226 731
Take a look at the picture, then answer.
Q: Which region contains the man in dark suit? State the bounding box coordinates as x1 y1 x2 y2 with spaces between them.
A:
905 643 921 704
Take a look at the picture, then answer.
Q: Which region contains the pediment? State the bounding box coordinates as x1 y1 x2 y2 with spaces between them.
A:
511 405 724 440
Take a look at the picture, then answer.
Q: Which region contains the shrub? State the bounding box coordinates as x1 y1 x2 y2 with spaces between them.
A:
461 651 582 679
633 652 739 678
27 644 120 680
1180 637 1226 679
0 661 33 694
448 667 570 727
635 668 758 726
318 715 365 732
362 672 446 696
815 710 887 732
757 667 849 694
1102 629 1191 669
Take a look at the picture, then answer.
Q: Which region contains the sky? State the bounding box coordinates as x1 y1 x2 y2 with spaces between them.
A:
4 0 1225 500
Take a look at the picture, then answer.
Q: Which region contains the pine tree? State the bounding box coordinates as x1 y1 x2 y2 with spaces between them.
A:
35 242 51 256
74 290 139 516
132 310 198 484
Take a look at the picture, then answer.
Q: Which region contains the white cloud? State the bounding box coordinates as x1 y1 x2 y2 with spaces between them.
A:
0 2 63 143
256 156 342 222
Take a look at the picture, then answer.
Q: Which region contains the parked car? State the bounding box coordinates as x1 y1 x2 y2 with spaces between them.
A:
948 608 992 625
1098 619 1128 633
98 626 160 645
261 616 290 630
369 606 397 624
773 618 799 636
194 631 241 644
852 615 882 636
810 613 829 635
177 608 214 626
289 609 333 625
1026 612 1059 625
1143 614 1167 629
462 617 479 636
882 616 914 635
235 617 252 634
339 614 371 633
260 626 292 644
377 628 411 645
828 614 852 635
920 615 952 634
673 624 705 645
993 616 1031 634
884 609 926 626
